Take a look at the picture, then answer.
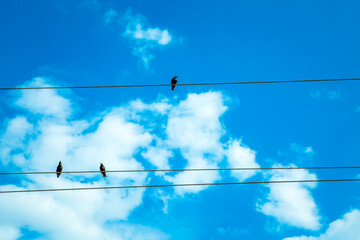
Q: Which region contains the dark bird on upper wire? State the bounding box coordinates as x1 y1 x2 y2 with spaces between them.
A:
171 76 178 91
100 163 106 177
56 161 63 178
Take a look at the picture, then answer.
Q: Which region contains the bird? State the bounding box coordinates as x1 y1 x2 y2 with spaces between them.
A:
171 76 178 91
100 163 106 177
56 161 63 178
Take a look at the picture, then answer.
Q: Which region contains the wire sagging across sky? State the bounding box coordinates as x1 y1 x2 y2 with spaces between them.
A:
1 178 360 194
0 166 360 175
0 77 359 90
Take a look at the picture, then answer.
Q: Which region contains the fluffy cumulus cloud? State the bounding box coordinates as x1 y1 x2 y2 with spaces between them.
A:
226 139 259 181
0 77 259 239
283 209 360 240
0 116 33 165
0 78 166 239
122 9 172 67
0 226 21 240
0 188 115 240
257 165 321 230
163 92 227 194
14 77 72 119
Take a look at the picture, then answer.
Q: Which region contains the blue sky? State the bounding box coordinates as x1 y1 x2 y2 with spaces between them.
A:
0 0 360 239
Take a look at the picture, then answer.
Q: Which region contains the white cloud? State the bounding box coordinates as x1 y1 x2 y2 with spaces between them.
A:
123 9 173 68
305 147 314 153
257 165 321 230
0 226 21 240
166 92 227 156
0 116 33 165
129 98 171 115
0 78 166 239
142 141 172 171
0 187 115 240
16 110 153 224
291 143 314 155
283 209 360 240
156 189 171 214
138 92 259 196
15 77 72 119
130 26 171 45
164 92 227 195
124 10 171 45
0 185 169 240
225 139 259 181
0 78 260 237
110 223 170 240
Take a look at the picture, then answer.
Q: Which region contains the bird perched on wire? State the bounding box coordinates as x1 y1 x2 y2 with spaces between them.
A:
56 161 63 178
171 76 178 91
100 163 106 177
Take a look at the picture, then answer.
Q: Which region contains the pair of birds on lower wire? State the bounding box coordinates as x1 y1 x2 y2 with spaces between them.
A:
56 161 106 178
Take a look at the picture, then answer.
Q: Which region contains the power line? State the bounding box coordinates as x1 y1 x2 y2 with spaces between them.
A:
1 178 359 194
1 77 359 91
1 166 360 175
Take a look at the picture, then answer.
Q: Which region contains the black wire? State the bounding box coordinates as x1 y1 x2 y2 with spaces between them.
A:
1 178 359 194
1 166 360 175
1 78 359 91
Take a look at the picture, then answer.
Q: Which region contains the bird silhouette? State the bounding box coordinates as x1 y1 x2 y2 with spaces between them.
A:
171 76 178 91
56 161 63 178
100 163 106 177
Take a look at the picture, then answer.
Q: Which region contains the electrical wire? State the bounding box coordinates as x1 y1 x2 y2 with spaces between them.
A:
1 77 359 91
1 178 359 194
1 166 360 175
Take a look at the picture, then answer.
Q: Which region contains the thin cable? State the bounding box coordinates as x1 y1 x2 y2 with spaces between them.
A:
1 178 359 194
1 78 359 90
1 166 360 175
